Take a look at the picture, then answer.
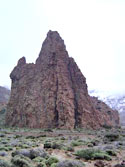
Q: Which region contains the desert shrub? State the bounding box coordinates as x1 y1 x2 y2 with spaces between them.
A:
19 144 30 149
75 149 112 161
45 157 59 166
60 137 66 140
51 163 57 167
104 133 119 141
0 146 13 151
0 133 5 137
14 135 22 139
1 140 8 144
52 142 62 149
11 149 31 158
75 149 95 160
33 156 45 163
106 150 117 156
0 151 8 156
93 152 112 161
11 155 33 167
90 139 100 146
44 141 63 150
70 140 83 147
56 160 84 167
26 135 36 139
30 148 48 159
37 162 47 167
0 159 11 167
66 146 74 152
87 143 93 147
44 142 52 149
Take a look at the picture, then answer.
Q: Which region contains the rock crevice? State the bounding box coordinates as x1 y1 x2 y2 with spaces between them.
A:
67 59 79 128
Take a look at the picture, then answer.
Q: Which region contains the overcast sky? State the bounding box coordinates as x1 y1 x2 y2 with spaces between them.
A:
0 0 125 95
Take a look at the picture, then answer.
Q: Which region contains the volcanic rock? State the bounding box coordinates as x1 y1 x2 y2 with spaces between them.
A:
6 30 119 129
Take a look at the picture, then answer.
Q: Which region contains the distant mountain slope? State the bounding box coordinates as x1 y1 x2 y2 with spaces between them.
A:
89 90 125 126
0 86 10 126
0 86 10 104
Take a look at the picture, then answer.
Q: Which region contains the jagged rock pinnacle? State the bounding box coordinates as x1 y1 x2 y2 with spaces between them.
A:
17 57 26 66
6 31 119 129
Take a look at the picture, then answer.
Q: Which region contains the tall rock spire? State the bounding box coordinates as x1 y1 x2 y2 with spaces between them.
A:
6 31 119 129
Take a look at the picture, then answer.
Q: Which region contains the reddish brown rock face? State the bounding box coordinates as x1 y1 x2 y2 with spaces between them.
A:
6 31 119 129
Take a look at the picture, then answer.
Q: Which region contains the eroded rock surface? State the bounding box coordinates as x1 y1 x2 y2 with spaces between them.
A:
6 31 119 129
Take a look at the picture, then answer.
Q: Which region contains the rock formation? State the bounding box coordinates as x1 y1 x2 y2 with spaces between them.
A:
6 31 119 129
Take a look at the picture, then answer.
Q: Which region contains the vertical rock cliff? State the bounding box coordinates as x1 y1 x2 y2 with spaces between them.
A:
6 31 119 129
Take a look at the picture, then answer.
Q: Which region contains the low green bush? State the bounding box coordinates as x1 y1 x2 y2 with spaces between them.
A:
37 162 47 167
75 149 112 161
0 159 11 167
33 156 45 163
51 163 57 167
106 150 117 156
52 142 62 149
56 160 84 167
71 140 84 147
11 155 33 167
0 146 13 151
66 146 74 152
104 133 119 141
46 157 59 166
93 152 112 161
44 142 52 149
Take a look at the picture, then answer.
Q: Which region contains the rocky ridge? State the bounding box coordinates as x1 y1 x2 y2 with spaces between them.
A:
6 31 119 129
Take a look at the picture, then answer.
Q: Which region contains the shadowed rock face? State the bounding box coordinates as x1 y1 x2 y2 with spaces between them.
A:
6 31 119 129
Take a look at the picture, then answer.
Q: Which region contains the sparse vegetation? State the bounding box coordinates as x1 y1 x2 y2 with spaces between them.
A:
0 127 124 167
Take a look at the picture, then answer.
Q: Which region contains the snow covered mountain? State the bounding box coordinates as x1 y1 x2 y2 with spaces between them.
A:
89 90 125 126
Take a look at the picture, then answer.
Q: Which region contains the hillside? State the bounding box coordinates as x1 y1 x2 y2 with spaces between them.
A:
0 86 10 103
89 90 125 126
0 86 10 126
